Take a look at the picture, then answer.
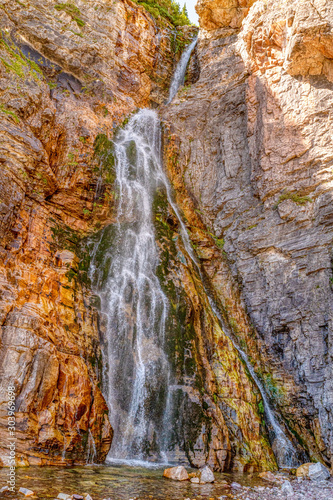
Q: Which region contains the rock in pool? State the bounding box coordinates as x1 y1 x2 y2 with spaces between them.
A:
163 466 189 481
199 465 215 484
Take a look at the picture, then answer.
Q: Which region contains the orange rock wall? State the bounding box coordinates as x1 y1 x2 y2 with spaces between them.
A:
0 0 182 465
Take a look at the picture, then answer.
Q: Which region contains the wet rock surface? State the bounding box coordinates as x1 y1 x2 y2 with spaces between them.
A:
152 184 276 471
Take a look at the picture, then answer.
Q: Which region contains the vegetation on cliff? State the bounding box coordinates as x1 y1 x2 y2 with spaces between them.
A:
134 0 192 26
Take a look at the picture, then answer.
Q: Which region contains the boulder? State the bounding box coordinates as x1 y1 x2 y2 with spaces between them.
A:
308 462 330 481
199 465 215 483
163 466 189 481
296 463 312 478
57 495 71 500
296 462 330 481
231 482 242 489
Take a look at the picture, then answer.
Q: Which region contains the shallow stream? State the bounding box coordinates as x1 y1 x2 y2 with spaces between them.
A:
0 464 267 499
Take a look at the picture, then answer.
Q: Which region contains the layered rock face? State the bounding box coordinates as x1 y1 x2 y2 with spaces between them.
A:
162 0 333 469
0 0 182 465
152 187 276 471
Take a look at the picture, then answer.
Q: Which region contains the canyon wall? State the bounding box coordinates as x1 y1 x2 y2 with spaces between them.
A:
0 0 187 465
162 0 333 470
1 0 332 472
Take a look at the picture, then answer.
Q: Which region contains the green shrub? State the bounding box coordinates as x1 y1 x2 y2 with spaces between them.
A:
134 0 191 27
277 190 313 206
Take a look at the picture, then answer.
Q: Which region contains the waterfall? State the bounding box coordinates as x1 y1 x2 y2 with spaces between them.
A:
91 110 170 463
90 40 300 469
167 37 197 103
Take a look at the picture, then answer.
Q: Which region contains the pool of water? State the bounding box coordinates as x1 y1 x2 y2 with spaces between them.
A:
0 464 268 500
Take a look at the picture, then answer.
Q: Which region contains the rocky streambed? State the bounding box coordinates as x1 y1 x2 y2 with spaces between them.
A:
0 464 333 500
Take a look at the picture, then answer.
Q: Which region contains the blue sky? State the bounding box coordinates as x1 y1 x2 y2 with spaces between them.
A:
178 0 199 25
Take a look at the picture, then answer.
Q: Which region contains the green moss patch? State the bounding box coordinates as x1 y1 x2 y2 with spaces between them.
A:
0 103 20 123
0 37 43 81
50 220 91 287
54 2 86 27
276 190 313 207
93 133 116 185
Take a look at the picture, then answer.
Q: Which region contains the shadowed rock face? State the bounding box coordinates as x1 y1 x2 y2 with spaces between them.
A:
162 0 333 470
0 0 188 466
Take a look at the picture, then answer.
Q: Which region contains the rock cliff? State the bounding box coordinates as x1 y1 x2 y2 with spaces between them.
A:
1 0 333 473
0 0 188 465
162 0 333 470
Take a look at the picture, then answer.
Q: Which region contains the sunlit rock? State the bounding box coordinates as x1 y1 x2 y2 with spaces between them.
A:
163 466 189 481
196 0 257 30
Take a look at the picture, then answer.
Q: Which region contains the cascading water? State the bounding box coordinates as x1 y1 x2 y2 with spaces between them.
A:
90 39 300 468
91 110 170 463
167 37 197 103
